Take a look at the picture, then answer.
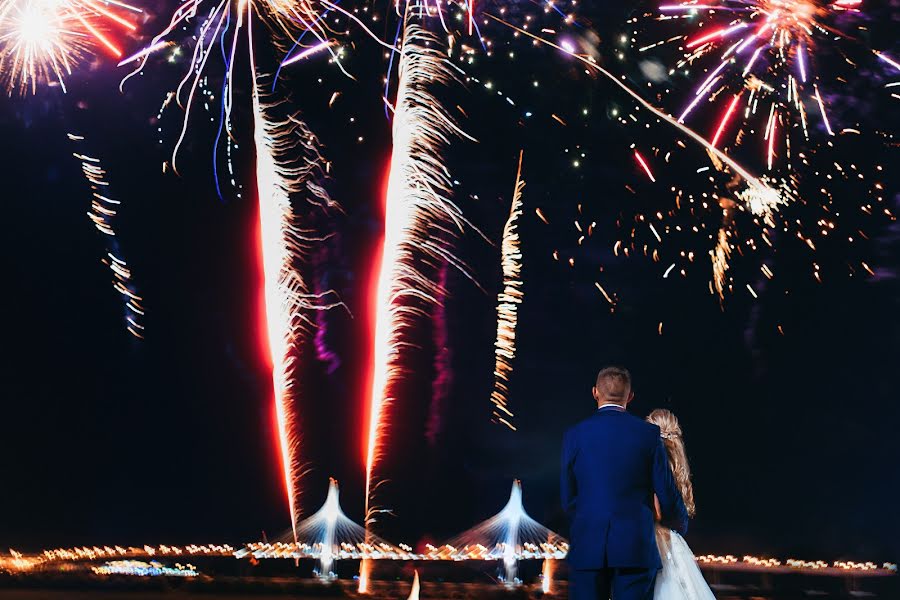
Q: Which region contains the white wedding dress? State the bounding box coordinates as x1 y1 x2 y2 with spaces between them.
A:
654 526 717 599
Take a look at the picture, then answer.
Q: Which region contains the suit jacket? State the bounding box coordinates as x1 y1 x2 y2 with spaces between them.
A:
561 406 689 570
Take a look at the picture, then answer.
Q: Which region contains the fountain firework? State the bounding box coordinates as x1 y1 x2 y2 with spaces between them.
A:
251 83 332 543
126 0 338 543
361 1 473 590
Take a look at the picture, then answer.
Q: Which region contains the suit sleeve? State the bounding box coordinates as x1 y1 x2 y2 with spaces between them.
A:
652 436 689 535
561 429 577 516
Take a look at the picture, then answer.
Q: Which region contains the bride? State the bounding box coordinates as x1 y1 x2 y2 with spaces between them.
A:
646 409 717 600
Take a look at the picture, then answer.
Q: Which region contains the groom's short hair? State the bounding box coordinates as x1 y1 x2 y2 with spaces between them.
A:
595 366 632 403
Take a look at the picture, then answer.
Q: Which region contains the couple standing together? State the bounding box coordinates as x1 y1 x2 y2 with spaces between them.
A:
562 366 715 600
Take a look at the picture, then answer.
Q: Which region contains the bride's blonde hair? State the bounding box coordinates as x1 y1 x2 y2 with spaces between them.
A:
646 409 696 517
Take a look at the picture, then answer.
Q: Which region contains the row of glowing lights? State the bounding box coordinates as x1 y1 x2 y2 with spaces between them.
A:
39 544 235 561
5 545 894 574
423 542 568 561
0 544 234 571
241 541 569 561
91 560 199 577
244 541 419 560
697 554 897 572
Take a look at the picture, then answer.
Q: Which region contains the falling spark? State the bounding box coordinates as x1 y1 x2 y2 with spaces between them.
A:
489 151 525 431
875 51 900 72
813 84 834 136
281 39 332 67
634 149 656 182
767 108 777 170
685 22 747 49
362 2 473 590
711 228 731 298
711 93 741 147
594 282 615 307
117 40 170 67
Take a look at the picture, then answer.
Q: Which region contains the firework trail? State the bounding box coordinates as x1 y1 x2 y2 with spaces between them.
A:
0 0 141 94
68 132 145 338
361 2 473 590
490 151 525 431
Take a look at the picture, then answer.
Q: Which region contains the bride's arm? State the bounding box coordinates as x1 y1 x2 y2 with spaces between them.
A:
654 494 662 522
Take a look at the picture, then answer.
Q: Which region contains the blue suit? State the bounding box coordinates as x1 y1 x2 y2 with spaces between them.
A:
562 406 689 599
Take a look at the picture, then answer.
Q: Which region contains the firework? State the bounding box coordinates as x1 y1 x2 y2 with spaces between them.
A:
634 0 898 170
129 0 339 543
361 2 473 590
588 0 900 296
490 151 525 431
0 0 141 94
69 132 145 338
490 13 784 220
495 1 896 297
249 1 337 547
251 87 329 543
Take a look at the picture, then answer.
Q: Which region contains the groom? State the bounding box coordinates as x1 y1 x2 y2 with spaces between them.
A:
561 366 688 599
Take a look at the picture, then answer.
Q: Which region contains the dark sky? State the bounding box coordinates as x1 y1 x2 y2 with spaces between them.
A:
0 0 898 564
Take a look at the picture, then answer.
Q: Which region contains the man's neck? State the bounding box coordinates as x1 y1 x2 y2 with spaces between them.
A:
598 402 626 411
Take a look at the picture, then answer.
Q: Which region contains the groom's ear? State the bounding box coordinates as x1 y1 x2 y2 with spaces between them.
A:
625 390 635 405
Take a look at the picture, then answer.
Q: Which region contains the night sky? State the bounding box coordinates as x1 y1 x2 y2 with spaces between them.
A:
0 0 898 564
